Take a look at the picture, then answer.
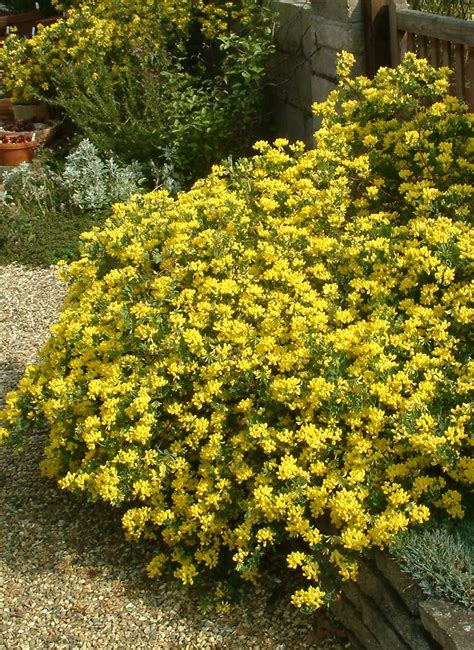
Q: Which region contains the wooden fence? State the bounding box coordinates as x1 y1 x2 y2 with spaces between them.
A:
0 10 57 44
365 0 474 110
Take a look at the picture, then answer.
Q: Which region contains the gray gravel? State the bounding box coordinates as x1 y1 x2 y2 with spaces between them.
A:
0 263 350 649
0 264 66 401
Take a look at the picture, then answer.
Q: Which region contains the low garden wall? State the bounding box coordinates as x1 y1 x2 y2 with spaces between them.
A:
331 553 473 650
270 0 366 145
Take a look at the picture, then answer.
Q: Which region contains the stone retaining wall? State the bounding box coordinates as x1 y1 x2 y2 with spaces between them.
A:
270 0 366 145
331 552 473 650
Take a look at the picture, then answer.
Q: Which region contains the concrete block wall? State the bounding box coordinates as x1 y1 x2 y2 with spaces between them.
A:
270 0 366 146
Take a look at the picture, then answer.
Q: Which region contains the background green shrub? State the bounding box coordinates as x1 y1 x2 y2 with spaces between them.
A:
409 1 473 19
50 33 272 185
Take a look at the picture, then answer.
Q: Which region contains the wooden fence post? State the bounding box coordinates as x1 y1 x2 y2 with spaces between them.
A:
389 0 400 66
364 0 391 77
365 0 412 75
389 0 409 67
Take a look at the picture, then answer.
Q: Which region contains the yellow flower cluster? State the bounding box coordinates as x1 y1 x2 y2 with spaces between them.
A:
1 54 473 608
0 0 265 101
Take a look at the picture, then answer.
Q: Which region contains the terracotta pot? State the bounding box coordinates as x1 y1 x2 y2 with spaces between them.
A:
12 104 49 122
0 140 37 166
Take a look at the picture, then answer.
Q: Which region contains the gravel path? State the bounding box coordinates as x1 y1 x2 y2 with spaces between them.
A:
0 264 350 649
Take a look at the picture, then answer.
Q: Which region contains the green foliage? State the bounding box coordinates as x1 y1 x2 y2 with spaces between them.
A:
0 194 103 267
391 518 474 608
50 33 272 185
1 54 473 609
0 143 143 266
61 139 144 210
409 0 473 19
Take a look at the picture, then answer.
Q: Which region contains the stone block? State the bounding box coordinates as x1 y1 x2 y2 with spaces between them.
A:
420 601 474 650
312 112 323 138
374 551 425 616
272 101 310 145
302 112 316 147
268 51 314 110
357 561 435 650
310 0 364 23
312 15 366 54
311 74 337 105
285 59 314 109
272 0 315 58
309 46 338 80
343 582 411 650
332 595 384 650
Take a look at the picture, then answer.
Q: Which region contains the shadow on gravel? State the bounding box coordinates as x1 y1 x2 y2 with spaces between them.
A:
0 357 25 406
0 433 159 592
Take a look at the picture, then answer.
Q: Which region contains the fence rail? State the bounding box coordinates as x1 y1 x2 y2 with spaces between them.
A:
389 0 474 109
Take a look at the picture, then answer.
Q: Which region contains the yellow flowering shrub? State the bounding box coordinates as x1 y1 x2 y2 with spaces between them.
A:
1 54 473 608
0 0 267 101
